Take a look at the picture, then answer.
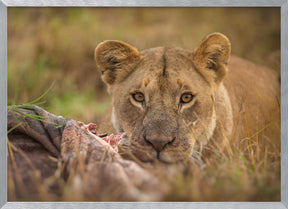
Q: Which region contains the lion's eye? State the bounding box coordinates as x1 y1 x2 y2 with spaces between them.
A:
132 92 145 103
180 93 194 103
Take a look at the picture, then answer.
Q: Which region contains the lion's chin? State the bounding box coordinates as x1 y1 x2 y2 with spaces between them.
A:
125 139 193 164
129 148 188 164
158 152 179 163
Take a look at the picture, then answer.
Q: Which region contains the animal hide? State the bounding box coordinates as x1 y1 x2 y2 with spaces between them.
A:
7 106 167 201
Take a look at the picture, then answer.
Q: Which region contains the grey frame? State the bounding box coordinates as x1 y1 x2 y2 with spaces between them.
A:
0 0 287 208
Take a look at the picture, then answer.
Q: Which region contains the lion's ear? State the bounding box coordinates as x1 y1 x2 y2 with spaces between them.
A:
192 33 231 84
95 40 140 85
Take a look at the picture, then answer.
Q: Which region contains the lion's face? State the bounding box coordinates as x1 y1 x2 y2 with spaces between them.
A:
95 33 230 163
109 48 217 163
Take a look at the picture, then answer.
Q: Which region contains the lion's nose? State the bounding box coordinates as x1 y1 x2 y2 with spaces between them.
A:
145 134 175 153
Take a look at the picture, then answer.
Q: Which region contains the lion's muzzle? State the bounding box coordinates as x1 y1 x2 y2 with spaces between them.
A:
144 132 176 156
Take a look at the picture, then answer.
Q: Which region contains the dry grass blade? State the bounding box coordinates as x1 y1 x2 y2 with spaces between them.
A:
243 112 252 152
243 111 256 170
219 120 233 157
7 138 27 196
7 138 52 200
118 145 148 169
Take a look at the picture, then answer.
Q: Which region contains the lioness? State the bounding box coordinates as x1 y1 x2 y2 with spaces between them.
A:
95 33 280 163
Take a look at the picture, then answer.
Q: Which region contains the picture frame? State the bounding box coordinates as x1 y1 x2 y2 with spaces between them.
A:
1 0 287 208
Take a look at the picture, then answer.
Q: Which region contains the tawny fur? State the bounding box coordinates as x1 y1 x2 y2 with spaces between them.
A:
94 33 280 163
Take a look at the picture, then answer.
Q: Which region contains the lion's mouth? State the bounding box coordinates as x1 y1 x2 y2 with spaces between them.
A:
119 135 191 164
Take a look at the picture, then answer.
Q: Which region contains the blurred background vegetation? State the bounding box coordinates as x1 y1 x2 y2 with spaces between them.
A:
8 7 280 123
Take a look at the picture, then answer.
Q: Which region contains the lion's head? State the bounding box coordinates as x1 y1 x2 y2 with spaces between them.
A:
95 33 231 163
